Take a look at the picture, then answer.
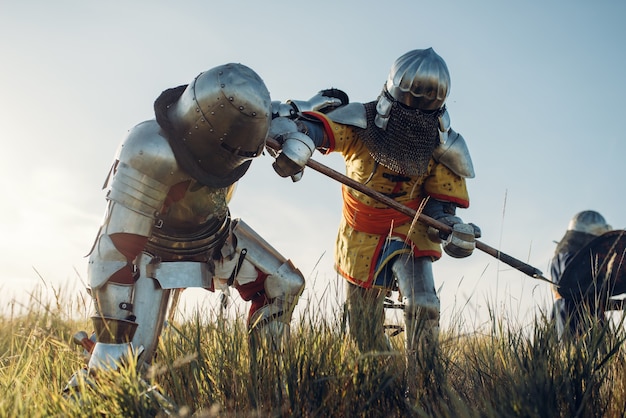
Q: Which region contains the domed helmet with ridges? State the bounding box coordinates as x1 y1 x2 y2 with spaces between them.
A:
567 210 612 236
168 63 271 178
386 47 450 111
366 48 451 175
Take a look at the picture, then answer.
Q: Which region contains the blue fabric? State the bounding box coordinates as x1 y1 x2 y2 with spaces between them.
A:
372 239 408 288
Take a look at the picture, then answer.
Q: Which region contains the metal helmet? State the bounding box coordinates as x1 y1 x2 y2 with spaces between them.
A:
385 48 450 111
567 210 612 236
167 63 271 177
368 48 450 175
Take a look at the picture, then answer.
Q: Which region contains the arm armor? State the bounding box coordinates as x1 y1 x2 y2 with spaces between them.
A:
432 129 475 178
271 89 349 119
109 120 187 210
89 120 189 289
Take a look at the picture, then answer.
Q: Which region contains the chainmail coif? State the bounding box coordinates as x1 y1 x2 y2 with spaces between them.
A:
358 100 443 176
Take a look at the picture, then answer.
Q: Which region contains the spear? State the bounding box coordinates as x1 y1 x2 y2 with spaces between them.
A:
266 137 554 285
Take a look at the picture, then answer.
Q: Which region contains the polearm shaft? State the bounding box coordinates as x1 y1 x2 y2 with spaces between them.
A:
266 138 553 284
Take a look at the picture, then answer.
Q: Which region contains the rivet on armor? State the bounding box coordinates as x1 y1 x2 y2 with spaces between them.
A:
239 106 244 110
252 112 257 116
229 97 234 101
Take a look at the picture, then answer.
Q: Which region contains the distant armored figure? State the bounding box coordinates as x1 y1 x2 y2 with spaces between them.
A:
550 210 620 339
269 48 480 398
66 63 304 389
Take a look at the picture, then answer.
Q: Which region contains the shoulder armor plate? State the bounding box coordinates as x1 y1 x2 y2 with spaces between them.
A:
432 129 475 178
326 102 367 129
117 120 186 185
107 120 190 219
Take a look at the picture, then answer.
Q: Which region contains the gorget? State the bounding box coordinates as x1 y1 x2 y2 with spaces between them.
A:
358 101 442 176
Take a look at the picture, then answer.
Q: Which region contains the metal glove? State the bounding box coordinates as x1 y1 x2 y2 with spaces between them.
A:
288 88 349 114
443 223 477 258
272 131 315 181
427 215 463 243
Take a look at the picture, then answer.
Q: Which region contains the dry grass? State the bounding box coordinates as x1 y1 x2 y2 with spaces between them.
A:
1 283 625 417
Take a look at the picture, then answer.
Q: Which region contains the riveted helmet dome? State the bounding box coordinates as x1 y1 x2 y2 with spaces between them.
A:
168 63 271 176
567 210 612 236
385 48 450 111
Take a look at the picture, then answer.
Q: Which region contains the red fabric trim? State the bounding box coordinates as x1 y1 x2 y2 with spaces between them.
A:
234 269 270 326
234 270 267 301
110 233 148 259
109 233 149 284
342 186 421 235
302 111 336 153
336 235 441 289
163 180 191 212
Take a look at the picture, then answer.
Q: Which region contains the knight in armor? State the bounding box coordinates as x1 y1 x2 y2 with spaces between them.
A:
550 210 613 340
66 63 305 388
268 48 480 397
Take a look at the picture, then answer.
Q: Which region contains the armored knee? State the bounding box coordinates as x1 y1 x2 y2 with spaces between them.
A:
392 254 440 316
231 218 305 327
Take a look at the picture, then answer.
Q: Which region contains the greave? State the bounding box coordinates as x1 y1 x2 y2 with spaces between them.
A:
88 253 171 372
345 281 391 353
391 254 440 396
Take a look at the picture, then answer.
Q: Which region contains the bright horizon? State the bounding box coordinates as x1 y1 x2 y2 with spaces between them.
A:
1 1 625 331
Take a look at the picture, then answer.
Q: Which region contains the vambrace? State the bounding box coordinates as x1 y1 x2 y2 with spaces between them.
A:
422 198 462 242
271 88 348 118
89 137 173 289
422 198 480 257
88 201 154 289
88 233 129 290
269 116 326 153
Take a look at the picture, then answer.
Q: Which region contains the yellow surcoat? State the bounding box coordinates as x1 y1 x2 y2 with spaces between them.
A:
309 112 470 288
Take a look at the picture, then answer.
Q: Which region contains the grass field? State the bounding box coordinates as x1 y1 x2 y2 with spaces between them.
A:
1 283 625 418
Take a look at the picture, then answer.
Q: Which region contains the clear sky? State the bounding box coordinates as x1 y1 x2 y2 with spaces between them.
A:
1 1 624 331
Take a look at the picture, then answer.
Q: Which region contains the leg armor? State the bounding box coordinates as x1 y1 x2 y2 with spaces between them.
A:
392 254 440 351
392 254 440 398
345 282 391 353
552 298 568 341
88 251 172 372
229 218 305 340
